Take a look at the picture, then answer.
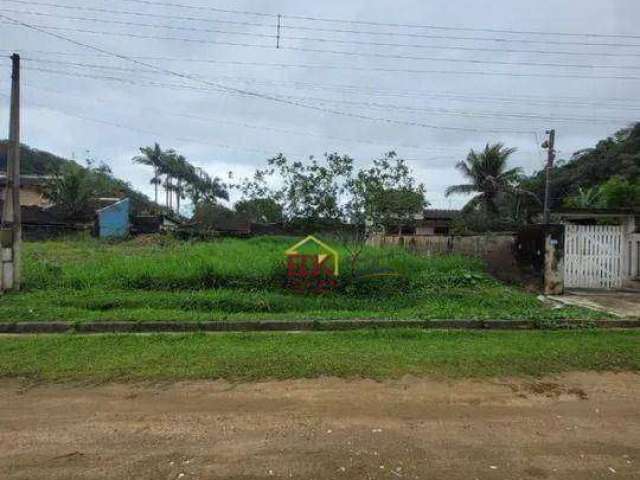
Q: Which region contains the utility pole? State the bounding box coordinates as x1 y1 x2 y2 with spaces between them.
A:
276 14 282 49
1 53 21 291
542 129 556 225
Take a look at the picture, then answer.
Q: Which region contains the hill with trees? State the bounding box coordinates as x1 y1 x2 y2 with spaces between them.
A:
0 140 159 215
524 123 640 210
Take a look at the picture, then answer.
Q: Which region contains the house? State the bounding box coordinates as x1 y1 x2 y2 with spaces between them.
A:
384 209 460 236
415 209 460 236
0 174 53 208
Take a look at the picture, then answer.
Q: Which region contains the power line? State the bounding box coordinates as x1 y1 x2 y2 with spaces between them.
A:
2 89 487 179
18 65 637 133
0 91 308 158
6 49 640 81
16 65 567 130
6 78 477 153
5 7 640 59
4 1 640 49
4 21 640 72
18 57 640 111
275 93 636 125
0 13 539 135
0 8 277 39
110 0 640 40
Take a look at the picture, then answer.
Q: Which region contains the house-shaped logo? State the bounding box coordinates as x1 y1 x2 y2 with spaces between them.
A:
285 235 340 277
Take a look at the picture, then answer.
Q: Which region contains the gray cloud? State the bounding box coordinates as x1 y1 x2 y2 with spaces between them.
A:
1 0 638 208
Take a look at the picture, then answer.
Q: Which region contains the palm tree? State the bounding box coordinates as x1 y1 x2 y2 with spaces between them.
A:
132 143 165 205
446 143 522 213
172 154 193 215
157 149 180 211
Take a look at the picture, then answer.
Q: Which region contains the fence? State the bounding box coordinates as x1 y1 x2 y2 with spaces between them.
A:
367 231 568 292
367 233 515 257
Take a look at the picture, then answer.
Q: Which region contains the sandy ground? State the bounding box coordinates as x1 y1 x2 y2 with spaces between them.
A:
1 373 639 479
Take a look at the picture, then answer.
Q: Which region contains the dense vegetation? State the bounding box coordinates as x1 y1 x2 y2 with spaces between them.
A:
0 236 600 323
447 124 640 233
525 123 640 210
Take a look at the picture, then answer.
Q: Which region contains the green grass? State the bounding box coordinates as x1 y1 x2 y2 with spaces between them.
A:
1 330 638 382
0 235 603 322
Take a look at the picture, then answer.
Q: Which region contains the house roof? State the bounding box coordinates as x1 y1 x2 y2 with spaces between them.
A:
0 202 83 225
0 174 53 187
423 209 460 219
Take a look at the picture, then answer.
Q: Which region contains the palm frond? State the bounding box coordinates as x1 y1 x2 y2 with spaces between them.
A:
445 184 477 197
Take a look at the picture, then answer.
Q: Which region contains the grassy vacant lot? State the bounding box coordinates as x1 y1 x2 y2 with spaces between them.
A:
0 235 599 323
1 330 638 382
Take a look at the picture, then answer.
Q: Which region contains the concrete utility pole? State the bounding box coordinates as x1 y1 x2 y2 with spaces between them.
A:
276 14 282 49
542 129 556 225
1 53 21 291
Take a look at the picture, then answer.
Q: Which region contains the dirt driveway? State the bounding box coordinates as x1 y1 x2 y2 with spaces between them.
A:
1 373 639 479
552 290 640 318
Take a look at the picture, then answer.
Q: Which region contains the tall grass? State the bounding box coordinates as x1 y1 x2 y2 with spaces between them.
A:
8 236 599 322
24 236 494 293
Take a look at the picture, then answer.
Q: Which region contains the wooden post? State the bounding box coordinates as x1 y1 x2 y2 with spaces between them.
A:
1 53 21 291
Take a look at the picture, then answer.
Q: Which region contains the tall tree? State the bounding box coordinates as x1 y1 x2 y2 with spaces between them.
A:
347 151 427 234
446 143 522 213
132 143 165 205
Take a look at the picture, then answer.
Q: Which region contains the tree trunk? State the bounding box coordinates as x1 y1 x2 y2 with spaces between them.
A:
165 176 170 209
176 180 181 215
154 168 159 204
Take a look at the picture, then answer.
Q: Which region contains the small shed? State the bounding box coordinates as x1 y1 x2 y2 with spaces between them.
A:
96 198 130 239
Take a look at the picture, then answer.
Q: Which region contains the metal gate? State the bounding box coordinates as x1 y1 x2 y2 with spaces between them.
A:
564 225 623 289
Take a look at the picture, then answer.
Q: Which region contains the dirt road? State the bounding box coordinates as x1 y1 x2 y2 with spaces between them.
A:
1 373 639 479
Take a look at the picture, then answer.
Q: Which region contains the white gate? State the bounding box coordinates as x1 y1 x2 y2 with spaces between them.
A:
564 225 623 289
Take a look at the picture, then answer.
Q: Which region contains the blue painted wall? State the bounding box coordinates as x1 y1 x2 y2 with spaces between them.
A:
98 198 130 239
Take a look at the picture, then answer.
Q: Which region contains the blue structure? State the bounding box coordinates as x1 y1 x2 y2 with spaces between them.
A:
97 198 130 239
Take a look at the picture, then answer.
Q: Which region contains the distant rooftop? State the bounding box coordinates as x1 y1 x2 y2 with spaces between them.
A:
423 209 460 219
0 174 53 187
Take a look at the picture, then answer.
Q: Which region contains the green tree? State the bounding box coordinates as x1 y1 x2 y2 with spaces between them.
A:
234 198 283 223
45 164 96 218
234 151 427 276
445 143 522 213
563 186 602 209
234 152 354 222
599 177 640 209
347 152 427 234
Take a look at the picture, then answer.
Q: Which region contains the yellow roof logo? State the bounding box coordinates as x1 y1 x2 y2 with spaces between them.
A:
285 235 340 276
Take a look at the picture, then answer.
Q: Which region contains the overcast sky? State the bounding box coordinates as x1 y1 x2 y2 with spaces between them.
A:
1 0 639 210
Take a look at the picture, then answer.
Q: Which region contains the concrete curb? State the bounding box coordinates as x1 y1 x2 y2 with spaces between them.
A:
0 319 639 334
